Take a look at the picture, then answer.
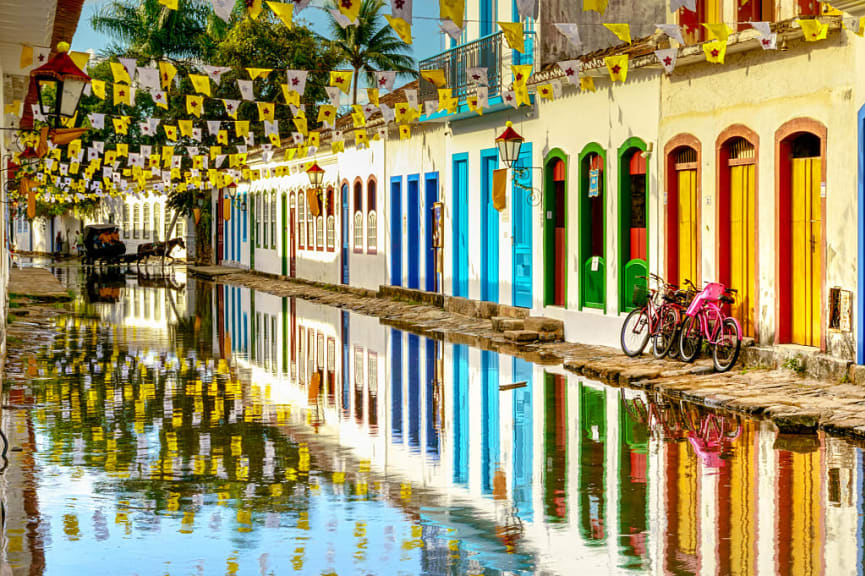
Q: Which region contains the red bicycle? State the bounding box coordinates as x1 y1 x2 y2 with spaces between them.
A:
677 282 742 372
620 274 690 358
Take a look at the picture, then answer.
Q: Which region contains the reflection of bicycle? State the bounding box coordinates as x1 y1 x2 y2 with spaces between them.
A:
619 389 689 440
684 410 741 468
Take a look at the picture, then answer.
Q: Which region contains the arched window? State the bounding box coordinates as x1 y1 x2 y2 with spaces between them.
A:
133 204 140 239
367 179 377 253
143 203 151 239
353 180 363 251
122 204 130 239
317 213 324 250
326 187 335 251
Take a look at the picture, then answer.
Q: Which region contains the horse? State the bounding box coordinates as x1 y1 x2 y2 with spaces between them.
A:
136 237 186 267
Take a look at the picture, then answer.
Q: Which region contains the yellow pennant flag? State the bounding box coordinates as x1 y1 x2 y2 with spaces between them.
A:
257 102 275 121
399 124 411 140
580 75 596 92
440 0 465 28
395 103 414 124
799 19 828 41
603 23 631 44
537 83 554 101
91 80 106 100
158 0 178 9
179 119 193 137
268 133 281 147
186 95 204 117
384 15 412 44
605 55 629 82
351 105 366 127
512 64 532 88
467 95 483 115
356 129 368 148
515 84 530 107
70 52 90 71
294 116 308 136
284 148 297 161
189 74 211 96
217 130 228 145
113 84 131 105
164 125 178 140
68 139 81 158
702 23 731 42
367 88 380 106
159 61 177 90
338 0 360 22
583 0 608 14
499 22 525 53
421 69 447 88
330 71 353 94
318 105 337 123
309 132 320 148
235 121 250 137
110 62 131 84
247 67 272 80
281 84 300 105
20 45 33 68
114 118 130 135
116 142 128 157
247 0 262 20
703 39 727 63
266 1 293 27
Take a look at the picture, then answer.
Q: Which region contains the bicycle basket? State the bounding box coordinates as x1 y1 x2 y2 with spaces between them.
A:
632 284 649 308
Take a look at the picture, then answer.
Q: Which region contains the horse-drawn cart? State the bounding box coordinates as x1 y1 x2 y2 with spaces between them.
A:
81 224 126 266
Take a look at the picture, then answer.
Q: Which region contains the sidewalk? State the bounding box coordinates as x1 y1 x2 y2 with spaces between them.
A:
194 267 865 440
8 267 72 301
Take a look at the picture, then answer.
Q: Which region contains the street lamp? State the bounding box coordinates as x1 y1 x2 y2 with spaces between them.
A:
306 161 325 190
495 121 524 169
30 42 91 128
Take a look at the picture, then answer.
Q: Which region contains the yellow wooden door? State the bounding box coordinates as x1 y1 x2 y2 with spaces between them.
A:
791 158 822 347
678 170 698 287
730 164 756 337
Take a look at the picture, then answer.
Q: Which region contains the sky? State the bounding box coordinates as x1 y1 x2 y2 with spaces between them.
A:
71 0 446 62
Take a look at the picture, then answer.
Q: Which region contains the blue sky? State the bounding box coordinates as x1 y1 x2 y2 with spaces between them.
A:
72 0 446 61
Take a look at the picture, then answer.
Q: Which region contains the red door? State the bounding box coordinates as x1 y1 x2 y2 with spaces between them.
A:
216 192 224 265
290 206 297 278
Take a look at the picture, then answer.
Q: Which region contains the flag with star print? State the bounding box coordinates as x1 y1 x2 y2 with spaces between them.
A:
286 69 308 95
113 84 131 106
655 48 677 74
257 102 275 122
164 125 178 141
189 74 211 96
605 55 628 82
186 95 204 117
391 0 412 23
159 61 177 90
153 91 168 109
385 15 412 44
467 67 488 86
330 71 353 94
110 62 131 84
374 71 396 91
281 85 300 106
318 105 337 126
217 130 228 145
439 0 464 28
202 65 230 85
557 60 581 86
399 124 411 140
222 99 240 119
88 113 105 130
338 0 361 22
355 129 369 149
420 69 447 88
750 22 777 49
799 19 828 41
266 1 293 27
703 40 726 63
235 121 250 138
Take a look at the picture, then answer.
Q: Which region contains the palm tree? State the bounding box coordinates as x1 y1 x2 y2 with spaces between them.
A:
324 0 416 105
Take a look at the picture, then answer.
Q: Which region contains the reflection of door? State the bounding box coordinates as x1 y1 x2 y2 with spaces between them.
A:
391 329 403 442
579 384 606 542
545 157 566 306
512 358 533 520
341 311 350 416
424 173 439 292
481 350 499 494
453 155 469 297
677 169 698 287
512 144 533 308
453 344 469 484
341 184 350 285
408 334 420 448
544 373 567 521
481 149 500 303
281 193 287 276
390 178 402 286
730 164 756 337
791 158 822 347
407 175 420 289
289 195 296 278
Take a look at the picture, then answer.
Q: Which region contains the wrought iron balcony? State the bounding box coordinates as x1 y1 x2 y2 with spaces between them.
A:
418 30 536 106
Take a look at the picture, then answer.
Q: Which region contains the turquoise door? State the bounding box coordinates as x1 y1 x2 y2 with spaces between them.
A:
513 143 533 308
513 357 533 522
481 350 499 494
452 154 469 298
481 149 500 303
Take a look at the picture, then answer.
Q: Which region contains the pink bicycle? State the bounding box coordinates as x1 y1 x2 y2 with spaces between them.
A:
677 282 742 372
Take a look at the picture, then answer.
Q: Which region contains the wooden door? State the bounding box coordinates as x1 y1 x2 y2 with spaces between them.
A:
730 164 756 337
677 169 698 287
791 158 822 347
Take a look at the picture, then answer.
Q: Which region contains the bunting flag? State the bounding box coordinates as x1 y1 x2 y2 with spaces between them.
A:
476 87 489 110
110 61 131 84
392 0 412 23
19 45 32 68
355 129 369 149
318 105 337 124
604 23 632 44
703 39 727 63
247 67 272 80
247 0 263 20
537 83 555 101
293 116 308 136
467 94 482 115
266 1 294 27
281 85 300 105
503 90 518 109
844 16 865 37
332 140 345 154
158 0 178 10
404 88 418 109
153 91 169 109
202 65 230 85
330 71 353 94
395 104 414 124
399 124 411 140
179 119 193 137
308 132 320 148
286 69 308 94
380 103 395 124
583 0 608 15
268 133 281 147
467 66 488 86
421 69 447 88
351 105 366 127
222 99 240 118
439 0 465 28
237 79 254 101
338 0 360 22
374 71 396 91
213 0 232 22
605 54 629 82
164 125 178 141
207 120 221 136
554 23 582 50
703 23 731 42
113 84 131 106
159 61 177 90
558 60 580 86
235 121 250 138
499 21 526 53
91 80 106 100
516 0 538 20
217 130 228 145
512 64 532 87
440 19 462 42
118 57 137 80
367 88 380 106
186 95 204 117
257 102 275 121
656 24 685 46
655 48 678 74
138 67 160 91
385 15 412 44
670 0 697 11
88 113 105 129
799 19 828 41
189 74 211 96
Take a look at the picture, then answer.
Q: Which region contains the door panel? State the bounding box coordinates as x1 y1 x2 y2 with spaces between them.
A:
425 175 439 292
513 145 533 308
730 164 756 337
390 179 402 286
791 158 822 347
453 157 468 298
677 170 698 287
407 176 420 289
341 185 350 284
481 152 499 303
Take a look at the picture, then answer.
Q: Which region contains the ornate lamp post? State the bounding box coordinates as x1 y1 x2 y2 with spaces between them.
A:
30 42 91 129
495 121 524 169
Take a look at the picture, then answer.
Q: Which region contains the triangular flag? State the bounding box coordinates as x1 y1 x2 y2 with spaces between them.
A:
217 130 228 145
110 61 131 84
329 9 355 28
367 88 380 106
281 85 300 105
267 1 293 27
293 116 308 136
257 102 275 122
20 45 32 69
583 0 608 15
213 0 233 22
355 129 369 148
467 67 488 86
392 0 412 24
512 64 532 88
655 48 677 74
330 71 353 94
421 69 447 88
703 39 727 63
325 86 342 107
502 90 519 109
70 51 90 72
189 74 211 96
247 0 262 20
286 70 308 94
657 24 685 46
179 119 193 137
163 125 178 141
385 15 413 44
202 65 230 85
247 68 272 80
439 0 465 28
580 76 596 92
207 120 221 136
91 80 106 100
186 95 204 117
338 0 360 22
440 19 462 42
318 105 337 123
499 21 525 53
374 71 396 91
153 91 168 109
223 99 240 118
670 0 697 11
159 61 177 90
516 0 538 20
604 23 631 44
237 79 254 101
138 67 160 91
537 83 554 101
703 23 731 42
798 19 828 41
118 57 137 80
558 60 581 86
605 54 629 82
844 16 865 37
554 23 582 50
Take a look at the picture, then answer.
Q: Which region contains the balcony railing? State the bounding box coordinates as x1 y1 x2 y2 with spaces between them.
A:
418 30 536 106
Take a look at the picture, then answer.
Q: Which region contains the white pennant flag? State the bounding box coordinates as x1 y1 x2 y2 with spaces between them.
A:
244 133 255 147
554 23 582 50
153 91 168 107
423 100 439 116
286 70 308 94
333 130 344 142
392 0 412 24
88 113 105 130
440 19 462 42
656 24 685 46
374 71 396 91
476 86 489 110
380 103 395 124
290 104 305 117
212 0 233 22
264 120 279 136
32 47 50 67
149 118 161 132
363 104 377 119
88 148 100 161
200 65 229 85
751 22 777 50
216 154 227 168
330 8 356 28
670 0 697 12
138 67 160 92
141 145 152 157
550 79 563 99
325 86 342 107
503 90 519 109
119 57 137 81
139 121 153 135
516 0 538 20
404 88 418 109
237 79 254 101
844 17 863 35
377 126 388 140
655 48 678 74
557 60 581 86
292 0 310 11
192 127 202 142
291 132 304 145
187 146 199 157
31 104 45 123
223 99 240 116
467 67 488 86
207 120 221 136
93 141 104 153
236 144 248 154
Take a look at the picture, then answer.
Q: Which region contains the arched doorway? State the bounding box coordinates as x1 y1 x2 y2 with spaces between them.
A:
289 192 296 278
543 150 567 307
618 139 648 313
717 131 758 337
579 144 606 310
665 137 701 288
777 124 824 347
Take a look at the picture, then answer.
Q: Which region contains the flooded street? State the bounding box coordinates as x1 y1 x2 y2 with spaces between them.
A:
2 266 865 575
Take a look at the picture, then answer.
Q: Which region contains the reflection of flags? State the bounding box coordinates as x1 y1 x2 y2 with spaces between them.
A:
399 125 411 140
605 55 628 82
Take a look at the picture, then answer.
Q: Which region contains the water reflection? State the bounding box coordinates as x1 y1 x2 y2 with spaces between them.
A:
3 272 865 575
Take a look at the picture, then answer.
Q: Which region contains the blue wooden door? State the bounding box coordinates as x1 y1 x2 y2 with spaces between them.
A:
452 344 469 484
513 144 533 308
425 173 439 292
341 311 350 415
425 339 439 457
391 329 403 442
390 177 402 286
408 333 420 449
512 357 534 521
481 350 499 494
407 175 420 289
341 184 350 284
452 155 469 297
481 150 500 303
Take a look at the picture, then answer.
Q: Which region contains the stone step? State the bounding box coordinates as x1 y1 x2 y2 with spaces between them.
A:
491 316 525 332
503 330 539 342
524 316 564 334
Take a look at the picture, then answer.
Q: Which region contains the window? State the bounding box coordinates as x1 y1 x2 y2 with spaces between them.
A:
738 0 774 28
133 204 140 239
242 194 247 242
263 192 269 249
367 180 377 252
153 205 161 241
176 215 184 238
307 191 315 249
271 191 276 249
353 181 363 251
354 347 364 423
122 205 130 239
299 192 306 249
316 215 324 250
255 194 261 248
142 203 150 239
680 0 721 43
326 188 335 251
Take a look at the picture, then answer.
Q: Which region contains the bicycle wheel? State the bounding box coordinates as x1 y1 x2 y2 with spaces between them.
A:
678 315 703 363
713 317 741 373
652 306 679 359
621 308 650 357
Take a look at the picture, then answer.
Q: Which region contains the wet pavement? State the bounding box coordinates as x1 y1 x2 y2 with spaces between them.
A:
2 264 865 575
